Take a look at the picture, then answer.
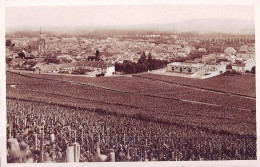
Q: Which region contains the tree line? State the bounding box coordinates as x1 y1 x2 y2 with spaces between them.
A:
115 52 168 74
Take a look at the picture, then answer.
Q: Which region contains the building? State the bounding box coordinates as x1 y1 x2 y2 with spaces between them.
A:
167 61 226 79
167 62 206 78
77 60 115 76
205 63 226 74
197 48 207 53
224 47 236 56
37 28 47 55
168 45 182 52
105 66 115 76
33 63 58 73
57 55 76 63
224 47 236 63
236 52 255 60
201 54 216 63
177 48 189 57
232 59 256 72
6 58 26 69
236 45 255 60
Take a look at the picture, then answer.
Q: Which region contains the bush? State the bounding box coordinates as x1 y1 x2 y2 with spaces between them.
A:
96 72 105 77
6 39 12 47
223 70 242 76
251 66 255 74
115 59 167 74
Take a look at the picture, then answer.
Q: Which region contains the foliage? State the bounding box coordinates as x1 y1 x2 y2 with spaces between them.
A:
96 72 105 77
223 70 242 76
115 52 167 74
251 66 255 74
18 52 26 58
188 51 204 60
95 49 100 59
6 39 12 47
226 64 232 70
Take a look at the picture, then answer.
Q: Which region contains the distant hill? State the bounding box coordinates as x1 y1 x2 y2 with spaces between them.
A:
6 18 254 35
129 18 255 35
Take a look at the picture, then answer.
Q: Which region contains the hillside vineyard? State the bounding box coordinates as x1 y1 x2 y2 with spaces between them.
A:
6 71 256 162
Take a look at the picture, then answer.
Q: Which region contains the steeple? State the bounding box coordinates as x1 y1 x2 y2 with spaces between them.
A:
38 27 47 56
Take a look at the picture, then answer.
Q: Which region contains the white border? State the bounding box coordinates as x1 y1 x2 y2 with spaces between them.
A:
2 0 258 6
1 0 259 167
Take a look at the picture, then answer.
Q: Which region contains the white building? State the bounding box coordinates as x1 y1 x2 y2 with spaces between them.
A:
167 62 206 78
167 62 226 79
224 47 236 63
105 66 115 76
232 59 256 72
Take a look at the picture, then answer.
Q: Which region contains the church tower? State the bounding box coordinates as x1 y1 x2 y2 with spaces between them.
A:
37 28 47 56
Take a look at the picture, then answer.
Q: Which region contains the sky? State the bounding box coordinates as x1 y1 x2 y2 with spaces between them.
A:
5 5 254 28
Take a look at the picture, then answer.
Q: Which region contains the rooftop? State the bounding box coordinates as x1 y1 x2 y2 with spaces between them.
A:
169 62 204 68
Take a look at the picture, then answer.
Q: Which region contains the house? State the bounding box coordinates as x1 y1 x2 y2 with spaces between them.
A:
105 66 115 76
224 47 236 63
132 54 141 63
238 45 248 53
77 60 115 76
248 45 255 53
45 58 61 64
7 58 26 69
57 54 76 63
232 64 245 72
185 46 196 52
177 48 188 57
202 54 216 60
243 59 255 71
201 54 216 63
197 48 207 53
232 59 256 72
183 47 192 55
32 63 58 73
24 60 39 70
167 61 226 79
236 45 255 60
168 45 182 52
224 47 236 56
236 52 255 60
167 62 206 78
205 62 226 74
57 62 78 72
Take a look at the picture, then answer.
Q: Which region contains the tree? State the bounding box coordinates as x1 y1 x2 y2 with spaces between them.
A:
125 63 135 74
251 66 255 74
226 64 232 70
148 53 152 60
138 51 146 63
6 39 12 47
18 52 26 58
95 50 100 59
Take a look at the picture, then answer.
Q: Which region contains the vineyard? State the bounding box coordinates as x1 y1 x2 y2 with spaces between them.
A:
6 71 256 162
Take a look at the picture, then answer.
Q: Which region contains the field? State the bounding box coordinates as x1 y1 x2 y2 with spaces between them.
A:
6 71 256 162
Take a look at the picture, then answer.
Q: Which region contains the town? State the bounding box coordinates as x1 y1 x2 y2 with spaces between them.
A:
5 4 256 164
5 29 255 79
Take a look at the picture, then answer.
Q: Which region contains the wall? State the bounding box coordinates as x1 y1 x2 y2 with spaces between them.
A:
244 59 256 71
105 66 115 76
